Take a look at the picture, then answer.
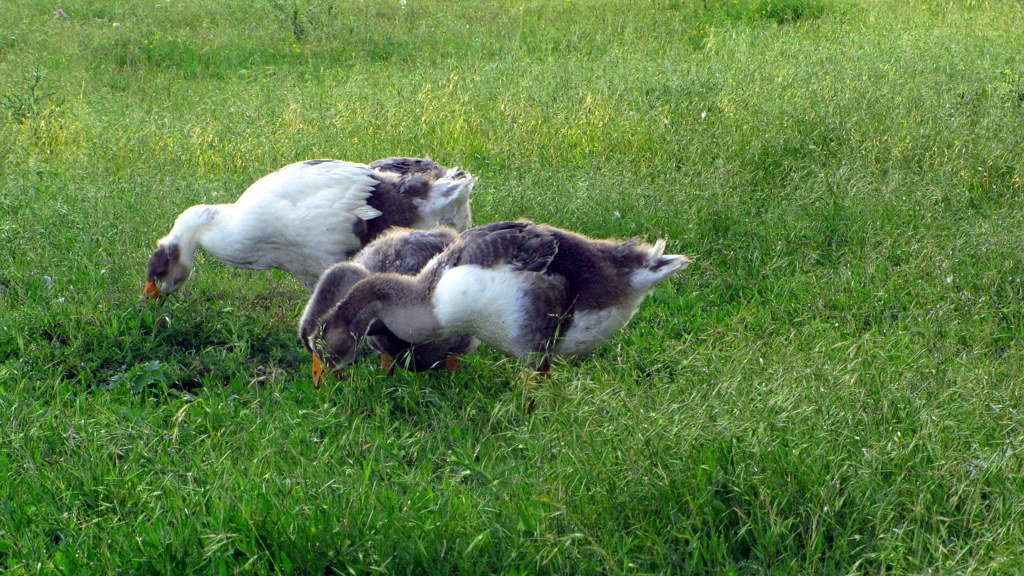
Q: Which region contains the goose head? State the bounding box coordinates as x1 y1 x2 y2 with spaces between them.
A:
143 242 192 299
306 306 374 389
298 263 370 344
298 263 374 387
142 205 215 299
303 273 429 387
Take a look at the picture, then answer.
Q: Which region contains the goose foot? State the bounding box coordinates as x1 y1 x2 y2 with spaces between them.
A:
381 352 396 377
444 354 462 373
521 362 553 413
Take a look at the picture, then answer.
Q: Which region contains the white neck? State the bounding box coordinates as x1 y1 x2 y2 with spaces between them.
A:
160 204 237 266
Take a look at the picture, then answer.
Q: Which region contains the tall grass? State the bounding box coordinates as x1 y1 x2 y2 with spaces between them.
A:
2 0 1024 573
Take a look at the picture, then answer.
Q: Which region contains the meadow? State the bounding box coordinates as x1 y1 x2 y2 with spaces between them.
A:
2 0 1024 573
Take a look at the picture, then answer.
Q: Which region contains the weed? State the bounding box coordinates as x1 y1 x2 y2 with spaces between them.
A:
0 70 61 124
755 0 827 23
270 0 336 43
717 0 829 24
997 69 1024 106
108 361 172 394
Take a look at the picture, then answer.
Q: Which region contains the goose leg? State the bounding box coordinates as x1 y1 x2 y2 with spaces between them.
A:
534 358 552 377
521 356 552 413
381 352 396 376
444 354 462 373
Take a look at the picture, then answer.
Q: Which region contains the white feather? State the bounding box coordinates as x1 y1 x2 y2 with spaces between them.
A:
630 255 691 290
431 265 532 357
555 306 639 357
234 160 378 211
353 205 384 220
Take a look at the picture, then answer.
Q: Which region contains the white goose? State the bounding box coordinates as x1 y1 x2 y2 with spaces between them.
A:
142 158 476 298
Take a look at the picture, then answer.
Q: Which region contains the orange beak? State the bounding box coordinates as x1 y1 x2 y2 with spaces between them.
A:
142 281 161 300
312 354 327 389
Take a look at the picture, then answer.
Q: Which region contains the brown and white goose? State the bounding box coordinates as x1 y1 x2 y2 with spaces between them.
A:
309 221 691 378
142 158 475 298
299 227 478 387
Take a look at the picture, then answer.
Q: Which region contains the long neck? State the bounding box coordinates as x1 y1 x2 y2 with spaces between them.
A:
341 274 440 343
299 264 370 343
164 204 251 267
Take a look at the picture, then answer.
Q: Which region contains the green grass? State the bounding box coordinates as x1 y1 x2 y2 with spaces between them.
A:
3 0 1024 573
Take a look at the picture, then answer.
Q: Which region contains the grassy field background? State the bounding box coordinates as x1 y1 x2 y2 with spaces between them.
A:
3 0 1024 573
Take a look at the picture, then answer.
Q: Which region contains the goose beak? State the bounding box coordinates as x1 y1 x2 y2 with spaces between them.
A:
142 281 161 300
312 354 327 389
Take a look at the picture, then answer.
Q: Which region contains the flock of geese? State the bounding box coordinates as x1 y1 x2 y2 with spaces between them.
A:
142 157 691 388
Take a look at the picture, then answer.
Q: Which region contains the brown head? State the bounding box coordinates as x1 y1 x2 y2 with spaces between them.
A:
299 263 370 345
304 272 429 388
142 243 192 299
303 275 394 388
306 303 384 389
299 264 373 388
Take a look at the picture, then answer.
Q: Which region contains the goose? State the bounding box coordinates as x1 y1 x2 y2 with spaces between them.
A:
142 158 476 298
298 226 478 387
308 221 691 380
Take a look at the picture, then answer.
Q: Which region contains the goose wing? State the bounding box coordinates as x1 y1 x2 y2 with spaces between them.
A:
369 157 447 178
356 229 457 276
452 221 559 273
233 159 383 220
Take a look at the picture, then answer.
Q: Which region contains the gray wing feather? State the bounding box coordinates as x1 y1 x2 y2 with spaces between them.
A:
369 157 446 179
357 229 456 275
452 222 559 272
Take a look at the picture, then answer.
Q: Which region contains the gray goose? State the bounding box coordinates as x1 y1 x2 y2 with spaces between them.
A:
299 226 478 387
309 221 691 377
142 157 475 298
